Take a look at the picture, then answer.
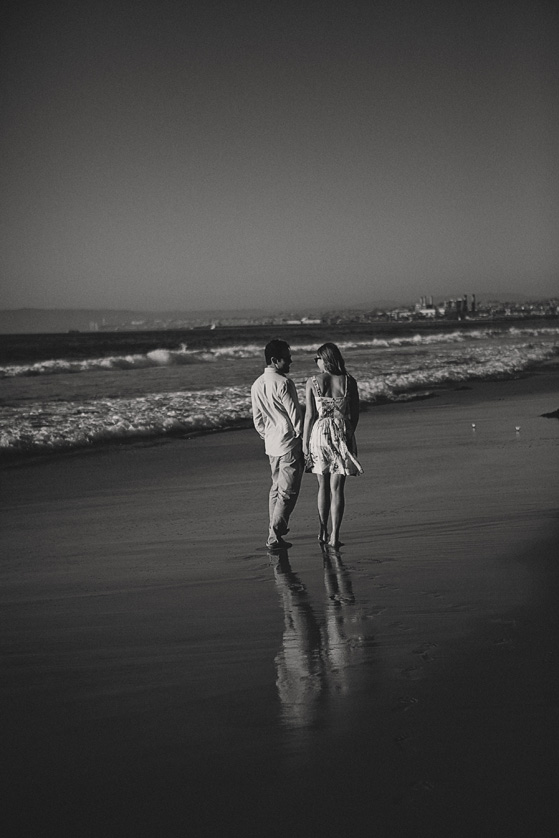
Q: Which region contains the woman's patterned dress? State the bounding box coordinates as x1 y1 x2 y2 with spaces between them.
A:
308 376 364 476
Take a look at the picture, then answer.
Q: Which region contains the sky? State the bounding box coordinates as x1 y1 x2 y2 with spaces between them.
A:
1 0 558 312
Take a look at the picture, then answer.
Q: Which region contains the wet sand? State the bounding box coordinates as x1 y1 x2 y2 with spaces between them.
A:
1 370 558 837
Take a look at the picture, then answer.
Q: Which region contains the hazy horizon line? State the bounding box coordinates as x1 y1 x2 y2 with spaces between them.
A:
2 289 555 316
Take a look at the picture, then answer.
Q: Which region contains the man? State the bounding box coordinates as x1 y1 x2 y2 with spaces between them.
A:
251 339 304 549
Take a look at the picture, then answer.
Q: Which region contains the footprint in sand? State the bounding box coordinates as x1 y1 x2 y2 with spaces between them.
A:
412 642 438 661
360 608 384 622
494 636 514 647
447 602 472 612
411 780 436 795
393 696 419 713
393 731 413 749
396 665 424 681
490 617 517 627
389 621 413 632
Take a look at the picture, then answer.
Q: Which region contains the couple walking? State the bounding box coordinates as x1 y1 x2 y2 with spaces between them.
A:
251 339 363 550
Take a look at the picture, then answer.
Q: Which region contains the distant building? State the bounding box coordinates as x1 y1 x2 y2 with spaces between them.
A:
389 309 413 320
414 295 436 318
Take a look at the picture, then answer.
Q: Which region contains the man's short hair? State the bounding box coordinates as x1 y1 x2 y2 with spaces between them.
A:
265 339 290 365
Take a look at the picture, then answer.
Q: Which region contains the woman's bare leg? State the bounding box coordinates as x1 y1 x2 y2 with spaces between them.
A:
317 474 330 543
328 474 346 547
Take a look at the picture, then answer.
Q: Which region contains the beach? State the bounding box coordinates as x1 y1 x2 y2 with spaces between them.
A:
1 370 558 837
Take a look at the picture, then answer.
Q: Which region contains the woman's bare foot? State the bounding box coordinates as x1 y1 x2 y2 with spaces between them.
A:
328 539 344 549
318 526 328 543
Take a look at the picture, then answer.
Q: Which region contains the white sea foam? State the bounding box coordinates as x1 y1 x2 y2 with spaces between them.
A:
0 388 253 455
1 337 556 457
2 326 557 379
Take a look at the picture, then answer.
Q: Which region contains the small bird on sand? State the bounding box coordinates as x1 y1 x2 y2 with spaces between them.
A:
515 426 521 432
471 423 476 429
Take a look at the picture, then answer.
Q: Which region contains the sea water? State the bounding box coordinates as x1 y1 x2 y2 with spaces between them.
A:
1 322 557 459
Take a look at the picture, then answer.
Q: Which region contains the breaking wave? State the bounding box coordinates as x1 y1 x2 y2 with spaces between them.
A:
1 338 556 458
2 326 558 379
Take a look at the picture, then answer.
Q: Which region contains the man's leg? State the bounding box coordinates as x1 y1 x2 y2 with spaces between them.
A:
268 455 281 541
267 448 303 545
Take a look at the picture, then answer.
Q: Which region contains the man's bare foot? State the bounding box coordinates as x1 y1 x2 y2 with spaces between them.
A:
318 528 328 544
328 539 344 549
267 538 293 549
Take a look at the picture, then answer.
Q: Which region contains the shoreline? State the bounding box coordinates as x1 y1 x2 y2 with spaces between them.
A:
2 360 558 469
1 368 558 836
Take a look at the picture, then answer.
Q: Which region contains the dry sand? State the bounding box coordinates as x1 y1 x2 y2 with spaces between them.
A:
1 370 558 837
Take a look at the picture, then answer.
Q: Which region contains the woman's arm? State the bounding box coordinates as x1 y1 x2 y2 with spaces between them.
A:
303 378 317 454
347 375 360 431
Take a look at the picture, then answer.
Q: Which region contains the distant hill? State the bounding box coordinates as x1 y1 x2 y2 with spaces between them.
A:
0 308 273 334
0 309 141 334
0 293 550 333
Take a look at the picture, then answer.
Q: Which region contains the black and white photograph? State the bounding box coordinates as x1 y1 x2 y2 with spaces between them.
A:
1 1 558 835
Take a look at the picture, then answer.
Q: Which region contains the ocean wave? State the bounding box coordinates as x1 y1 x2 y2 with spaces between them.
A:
1 340 556 458
0 387 253 457
2 326 557 379
0 342 272 378
0 344 197 378
297 326 559 353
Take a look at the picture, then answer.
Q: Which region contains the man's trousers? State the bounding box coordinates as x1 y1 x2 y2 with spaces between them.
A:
267 445 304 546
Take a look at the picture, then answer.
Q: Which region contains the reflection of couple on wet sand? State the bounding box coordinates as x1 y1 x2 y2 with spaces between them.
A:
270 548 359 729
251 339 363 550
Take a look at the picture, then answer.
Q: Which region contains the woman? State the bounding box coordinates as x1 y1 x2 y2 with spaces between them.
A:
303 342 363 548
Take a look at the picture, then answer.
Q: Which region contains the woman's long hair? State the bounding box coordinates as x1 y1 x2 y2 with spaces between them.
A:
316 342 347 375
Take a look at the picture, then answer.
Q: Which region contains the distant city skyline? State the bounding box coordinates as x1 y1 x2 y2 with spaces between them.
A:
1 289 557 335
2 1 558 311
